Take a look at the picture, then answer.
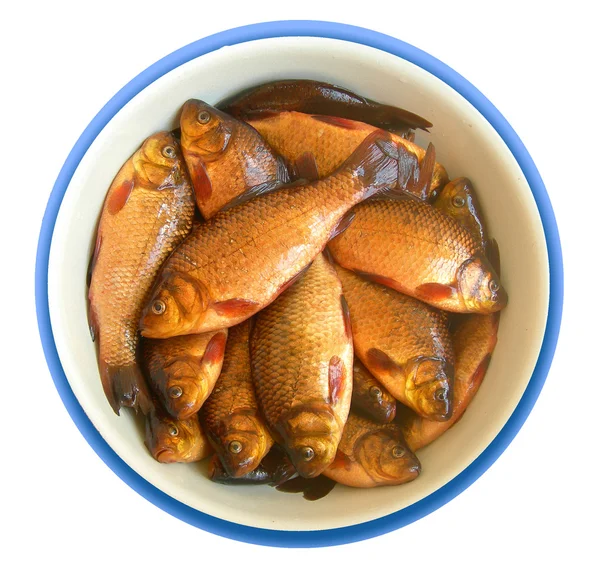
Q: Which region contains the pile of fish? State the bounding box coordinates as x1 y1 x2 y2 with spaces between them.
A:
87 80 507 500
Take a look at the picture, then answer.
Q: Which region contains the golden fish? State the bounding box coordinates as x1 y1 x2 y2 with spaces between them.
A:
250 254 353 478
145 403 212 463
400 313 500 450
180 99 288 219
200 321 273 477
248 111 447 198
328 195 507 314
88 132 195 414
139 130 408 338
323 412 420 488
351 359 396 423
335 264 454 421
141 330 227 420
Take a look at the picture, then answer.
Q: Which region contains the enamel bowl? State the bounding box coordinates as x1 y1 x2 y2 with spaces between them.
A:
36 22 562 547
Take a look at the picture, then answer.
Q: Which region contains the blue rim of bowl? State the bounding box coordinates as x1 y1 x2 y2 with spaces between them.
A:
35 20 563 548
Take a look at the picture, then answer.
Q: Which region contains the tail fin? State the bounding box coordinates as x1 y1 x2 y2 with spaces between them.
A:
99 361 152 416
340 130 400 200
342 131 437 201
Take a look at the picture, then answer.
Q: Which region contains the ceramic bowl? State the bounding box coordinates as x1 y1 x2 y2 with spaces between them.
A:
36 21 562 547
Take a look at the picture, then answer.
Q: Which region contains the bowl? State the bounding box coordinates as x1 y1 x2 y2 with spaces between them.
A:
36 21 562 547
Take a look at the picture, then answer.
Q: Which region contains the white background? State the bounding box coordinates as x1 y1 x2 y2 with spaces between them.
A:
2 1 598 572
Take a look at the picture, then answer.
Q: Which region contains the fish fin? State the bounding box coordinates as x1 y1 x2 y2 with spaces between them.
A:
352 269 405 293
99 362 152 416
329 449 353 471
365 348 403 376
328 356 346 406
275 264 312 296
328 210 356 241
414 282 456 302
471 353 492 392
311 114 364 129
186 155 213 205
201 331 228 367
277 156 291 183
340 130 400 198
87 229 102 288
218 179 286 212
107 178 135 215
485 238 501 277
272 457 299 486
292 151 320 181
340 295 353 340
412 142 436 200
211 298 261 317
87 301 100 343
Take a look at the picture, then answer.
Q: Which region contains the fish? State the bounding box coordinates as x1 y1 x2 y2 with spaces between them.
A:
139 129 408 338
217 79 432 139
351 359 396 423
88 131 195 414
145 402 212 463
250 253 354 479
328 194 508 314
335 264 454 421
399 312 500 450
179 99 289 219
274 475 337 501
200 321 273 477
323 412 421 488
141 330 227 420
433 177 488 248
247 111 448 199
208 455 273 485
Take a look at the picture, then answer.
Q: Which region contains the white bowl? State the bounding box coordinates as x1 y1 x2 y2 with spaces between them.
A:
38 22 560 547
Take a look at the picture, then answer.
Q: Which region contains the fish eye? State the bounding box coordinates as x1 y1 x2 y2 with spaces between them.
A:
452 195 466 208
369 386 382 398
197 110 211 124
168 425 179 436
300 446 315 461
168 386 183 399
434 388 447 402
228 440 243 454
162 145 176 159
392 445 405 458
489 279 499 292
152 300 166 315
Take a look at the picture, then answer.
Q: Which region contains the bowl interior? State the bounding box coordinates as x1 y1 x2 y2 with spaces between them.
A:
48 37 549 531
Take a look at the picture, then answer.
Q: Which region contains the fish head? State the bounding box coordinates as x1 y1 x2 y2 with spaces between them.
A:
280 406 340 478
405 357 453 421
457 257 508 313
180 99 233 161
140 272 209 338
144 408 202 463
212 411 271 478
134 131 184 189
435 177 475 221
354 428 421 486
156 357 207 420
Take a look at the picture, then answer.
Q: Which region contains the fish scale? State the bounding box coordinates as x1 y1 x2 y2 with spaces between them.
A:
250 254 353 478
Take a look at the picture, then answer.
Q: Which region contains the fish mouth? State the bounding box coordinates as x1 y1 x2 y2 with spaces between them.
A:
155 448 176 463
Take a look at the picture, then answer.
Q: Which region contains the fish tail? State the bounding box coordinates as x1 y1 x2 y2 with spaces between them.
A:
341 130 401 199
99 361 152 416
